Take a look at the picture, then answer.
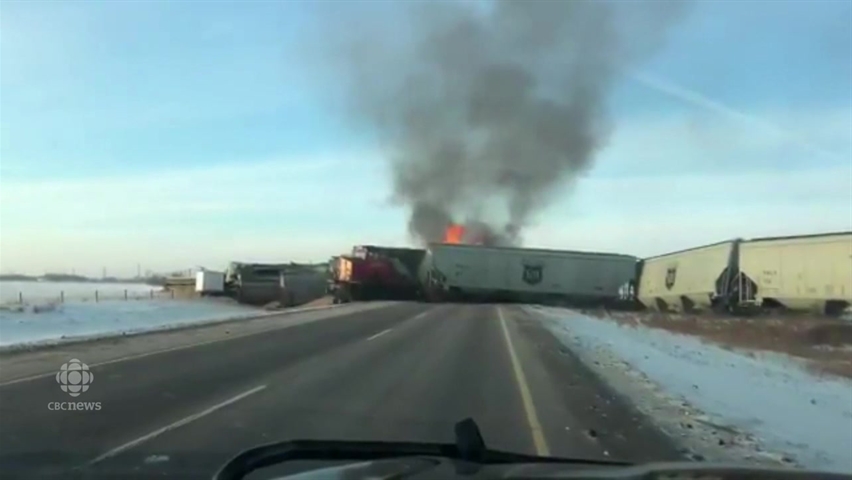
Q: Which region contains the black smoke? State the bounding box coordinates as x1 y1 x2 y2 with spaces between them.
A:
318 0 689 246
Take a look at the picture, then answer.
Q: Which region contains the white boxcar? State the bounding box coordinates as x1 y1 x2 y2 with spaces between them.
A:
419 243 638 304
195 270 225 294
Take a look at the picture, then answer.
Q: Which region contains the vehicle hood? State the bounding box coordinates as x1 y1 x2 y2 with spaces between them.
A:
263 457 850 480
270 458 441 479
262 457 623 480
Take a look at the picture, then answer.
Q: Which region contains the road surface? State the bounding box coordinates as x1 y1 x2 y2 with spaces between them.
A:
0 302 682 479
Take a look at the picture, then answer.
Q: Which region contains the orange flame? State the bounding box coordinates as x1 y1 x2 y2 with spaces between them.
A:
443 224 465 244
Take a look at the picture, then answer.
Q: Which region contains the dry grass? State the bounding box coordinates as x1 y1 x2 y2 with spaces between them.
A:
262 295 335 311
300 295 335 307
580 308 852 380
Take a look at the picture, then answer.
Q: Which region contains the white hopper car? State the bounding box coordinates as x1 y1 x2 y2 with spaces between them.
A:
637 231 852 315
419 243 639 306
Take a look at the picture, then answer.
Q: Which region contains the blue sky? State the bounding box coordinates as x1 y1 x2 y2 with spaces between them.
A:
1 0 850 276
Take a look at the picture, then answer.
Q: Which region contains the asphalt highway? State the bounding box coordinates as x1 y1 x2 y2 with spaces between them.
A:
0 302 682 479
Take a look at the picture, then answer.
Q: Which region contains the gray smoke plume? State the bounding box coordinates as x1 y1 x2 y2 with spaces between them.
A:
321 0 689 245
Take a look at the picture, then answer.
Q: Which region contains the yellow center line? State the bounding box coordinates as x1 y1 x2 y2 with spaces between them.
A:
497 305 551 457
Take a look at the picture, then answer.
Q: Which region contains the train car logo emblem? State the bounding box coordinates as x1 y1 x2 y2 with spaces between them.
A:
665 265 677 290
522 262 544 285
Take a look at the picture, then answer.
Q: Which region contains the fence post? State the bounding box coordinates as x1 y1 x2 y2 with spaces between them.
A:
95 290 99 303
60 291 64 303
170 289 175 299
124 289 128 301
18 291 23 304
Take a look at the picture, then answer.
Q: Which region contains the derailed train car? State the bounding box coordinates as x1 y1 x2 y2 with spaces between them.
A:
636 240 740 313
637 232 852 315
327 246 426 302
226 262 327 306
738 233 852 314
419 243 639 306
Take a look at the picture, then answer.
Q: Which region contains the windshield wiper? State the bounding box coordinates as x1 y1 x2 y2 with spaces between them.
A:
213 418 630 480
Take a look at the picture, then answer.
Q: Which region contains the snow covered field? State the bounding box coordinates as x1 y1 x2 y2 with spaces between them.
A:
0 280 158 304
0 299 263 348
525 306 852 474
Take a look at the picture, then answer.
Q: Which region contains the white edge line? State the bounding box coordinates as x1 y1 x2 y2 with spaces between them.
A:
0 303 383 388
86 384 267 466
366 328 392 341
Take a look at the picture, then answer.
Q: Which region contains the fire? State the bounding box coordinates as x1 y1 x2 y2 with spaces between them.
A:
443 224 465 244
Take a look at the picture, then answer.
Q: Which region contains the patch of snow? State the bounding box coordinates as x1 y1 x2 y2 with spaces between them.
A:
525 306 852 474
0 300 264 348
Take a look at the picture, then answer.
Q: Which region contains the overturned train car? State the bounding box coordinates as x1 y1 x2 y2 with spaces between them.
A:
225 262 327 307
637 232 852 315
419 243 639 306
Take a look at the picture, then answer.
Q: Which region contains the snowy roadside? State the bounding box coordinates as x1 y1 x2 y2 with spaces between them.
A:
0 301 397 385
523 306 852 474
0 299 342 351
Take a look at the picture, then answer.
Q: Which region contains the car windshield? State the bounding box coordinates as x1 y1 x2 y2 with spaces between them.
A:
1 0 850 479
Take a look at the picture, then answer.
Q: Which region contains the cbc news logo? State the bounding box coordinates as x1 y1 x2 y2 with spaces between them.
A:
56 358 94 397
